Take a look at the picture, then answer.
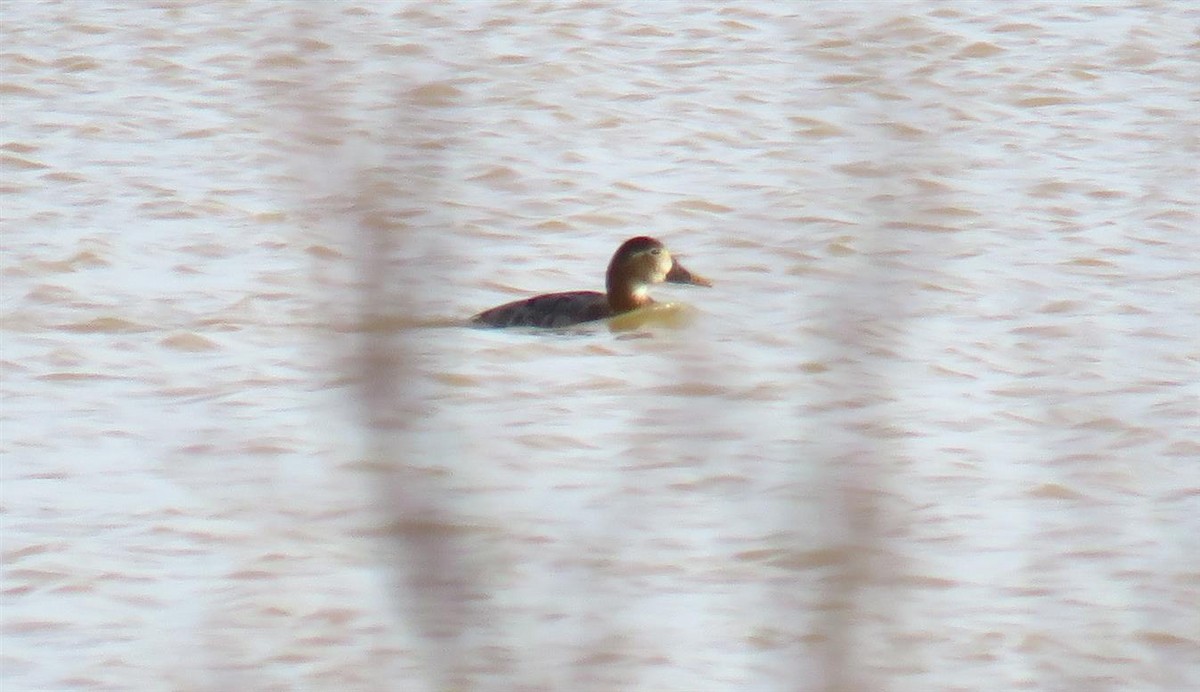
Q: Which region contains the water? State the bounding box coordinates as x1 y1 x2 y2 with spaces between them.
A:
3 2 1198 690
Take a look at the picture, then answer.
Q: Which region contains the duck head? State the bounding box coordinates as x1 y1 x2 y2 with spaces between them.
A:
605 236 711 312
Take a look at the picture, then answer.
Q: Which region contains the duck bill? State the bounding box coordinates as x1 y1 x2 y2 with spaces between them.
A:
666 260 712 287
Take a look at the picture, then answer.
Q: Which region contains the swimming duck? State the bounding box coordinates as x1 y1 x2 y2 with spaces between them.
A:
470 236 711 328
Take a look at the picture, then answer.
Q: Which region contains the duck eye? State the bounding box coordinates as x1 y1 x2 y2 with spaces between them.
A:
649 248 661 256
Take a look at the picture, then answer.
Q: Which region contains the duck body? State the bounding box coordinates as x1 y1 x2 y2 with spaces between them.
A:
470 236 710 329
471 290 612 329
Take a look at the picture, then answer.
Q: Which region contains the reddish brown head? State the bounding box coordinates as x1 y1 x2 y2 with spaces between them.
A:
605 236 711 313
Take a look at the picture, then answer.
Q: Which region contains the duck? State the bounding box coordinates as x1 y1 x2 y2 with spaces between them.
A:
470 236 712 328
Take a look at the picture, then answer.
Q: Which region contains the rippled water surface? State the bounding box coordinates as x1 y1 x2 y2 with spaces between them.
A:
3 2 1199 690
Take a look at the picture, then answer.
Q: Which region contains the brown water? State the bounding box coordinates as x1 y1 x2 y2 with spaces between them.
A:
3 2 1199 690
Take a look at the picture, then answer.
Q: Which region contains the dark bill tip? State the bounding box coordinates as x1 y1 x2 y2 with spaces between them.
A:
666 260 712 287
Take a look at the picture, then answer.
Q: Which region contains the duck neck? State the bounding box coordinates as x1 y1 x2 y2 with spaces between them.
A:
606 266 651 313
